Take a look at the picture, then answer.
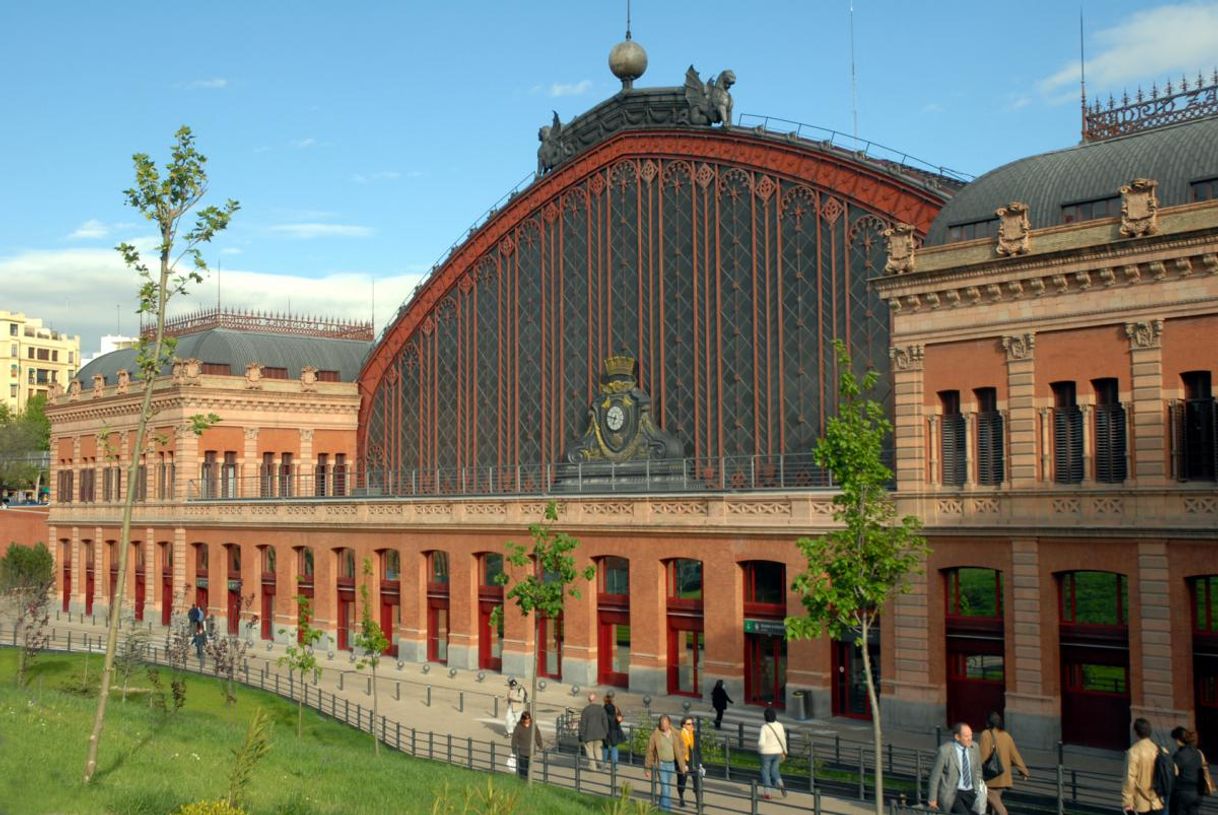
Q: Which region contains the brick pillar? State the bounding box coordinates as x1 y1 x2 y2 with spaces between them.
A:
884 550 941 731
1132 540 1189 726
499 555 535 678
1002 334 1038 487
298 428 314 497
447 550 480 670
172 527 187 611
1006 538 1059 750
559 552 598 685
703 549 744 704
890 344 926 491
627 557 667 695
242 427 259 498
1125 320 1166 484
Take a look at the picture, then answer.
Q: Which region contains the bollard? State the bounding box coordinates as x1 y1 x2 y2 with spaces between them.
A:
395 681 401 701
1057 740 1064 767
426 685 432 707
750 780 760 815
835 734 841 763
366 676 371 696
338 672 344 691
935 725 942 750
814 789 822 815
738 721 745 749
67 631 71 651
459 691 464 713
1056 764 1065 815
493 696 498 718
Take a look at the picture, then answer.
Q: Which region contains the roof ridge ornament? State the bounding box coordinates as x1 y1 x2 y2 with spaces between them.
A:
684 66 736 127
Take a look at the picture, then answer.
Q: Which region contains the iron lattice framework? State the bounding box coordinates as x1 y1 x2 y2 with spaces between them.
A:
1083 70 1218 142
361 131 947 491
142 307 374 341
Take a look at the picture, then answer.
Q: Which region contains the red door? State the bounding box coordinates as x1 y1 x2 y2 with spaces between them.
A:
62 563 71 612
337 591 355 651
428 601 449 663
260 578 275 640
478 600 502 671
946 631 1005 730
161 570 173 626
196 584 209 615
538 614 563 679
832 639 878 719
598 611 629 687
380 593 400 657
227 585 241 635
667 619 703 696
744 633 787 707
85 568 95 616
134 570 146 621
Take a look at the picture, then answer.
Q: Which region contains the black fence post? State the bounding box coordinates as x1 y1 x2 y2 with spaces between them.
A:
575 755 581 793
738 721 745 749
724 735 732 781
750 780 760 815
490 741 497 773
835 733 841 764
1056 764 1065 815
396 721 401 751
542 748 550 784
809 739 816 792
411 727 417 756
814 789 822 815
858 745 866 801
915 749 923 803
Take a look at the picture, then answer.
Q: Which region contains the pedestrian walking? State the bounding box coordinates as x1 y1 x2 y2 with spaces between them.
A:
711 679 733 729
1169 727 1206 815
504 678 526 736
645 714 686 812
978 711 1030 815
510 711 544 781
929 722 984 814
676 716 698 808
191 622 207 662
603 691 625 768
188 602 202 629
578 691 609 771
758 707 788 799
1123 718 1167 815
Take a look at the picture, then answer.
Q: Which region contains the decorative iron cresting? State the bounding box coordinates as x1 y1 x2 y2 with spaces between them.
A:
142 307 373 341
1083 70 1218 142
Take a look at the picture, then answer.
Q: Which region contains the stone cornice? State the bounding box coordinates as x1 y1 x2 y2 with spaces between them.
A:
873 231 1218 317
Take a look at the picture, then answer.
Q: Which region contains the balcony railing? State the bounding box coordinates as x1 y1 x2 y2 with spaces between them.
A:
185 452 838 501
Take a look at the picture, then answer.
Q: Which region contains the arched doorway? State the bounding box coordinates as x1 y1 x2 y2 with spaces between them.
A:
666 558 704 697
83 540 95 616
426 551 450 664
159 542 173 626
336 548 356 650
225 544 242 634
1190 576 1218 750
132 541 146 622
1058 570 1130 750
477 553 503 671
60 539 71 612
743 560 787 707
597 557 630 687
294 547 314 643
379 549 401 657
193 543 210 613
944 567 1005 729
259 546 276 640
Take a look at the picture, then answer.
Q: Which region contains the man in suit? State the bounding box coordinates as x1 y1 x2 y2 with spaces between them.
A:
930 722 984 813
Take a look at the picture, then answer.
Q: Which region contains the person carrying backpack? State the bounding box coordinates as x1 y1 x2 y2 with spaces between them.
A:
1123 717 1168 815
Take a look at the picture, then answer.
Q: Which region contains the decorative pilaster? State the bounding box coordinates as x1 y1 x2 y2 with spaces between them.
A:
1005 539 1059 748
1080 403 1094 485
1132 541 1188 725
927 415 940 487
174 425 199 501
964 412 977 488
1002 333 1037 486
1125 320 1166 483
243 428 259 494
889 344 925 490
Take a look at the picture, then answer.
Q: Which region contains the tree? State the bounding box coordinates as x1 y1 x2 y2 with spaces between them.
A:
0 397 50 497
352 557 389 755
205 593 256 705
1 542 54 686
493 501 594 784
83 126 238 783
785 340 928 815
278 590 323 738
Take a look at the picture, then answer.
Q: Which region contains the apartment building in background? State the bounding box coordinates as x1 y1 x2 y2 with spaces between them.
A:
1 310 80 413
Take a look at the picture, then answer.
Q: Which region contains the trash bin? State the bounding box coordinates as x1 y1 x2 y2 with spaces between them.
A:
792 689 810 721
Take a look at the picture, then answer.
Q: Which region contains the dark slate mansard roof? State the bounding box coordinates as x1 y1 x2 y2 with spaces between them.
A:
76 328 371 385
926 115 1218 245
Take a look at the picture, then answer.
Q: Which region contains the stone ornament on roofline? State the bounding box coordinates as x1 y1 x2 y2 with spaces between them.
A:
889 344 925 371
300 366 319 392
173 358 202 386
115 369 130 395
48 380 64 400
244 362 264 389
995 202 1030 256
883 223 917 275
91 374 106 398
1120 178 1159 238
67 380 82 401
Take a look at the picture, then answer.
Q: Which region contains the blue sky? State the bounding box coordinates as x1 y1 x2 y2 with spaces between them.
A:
2 0 1217 353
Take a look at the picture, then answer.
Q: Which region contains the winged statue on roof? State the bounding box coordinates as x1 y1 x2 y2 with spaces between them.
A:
684 66 736 127
537 110 568 176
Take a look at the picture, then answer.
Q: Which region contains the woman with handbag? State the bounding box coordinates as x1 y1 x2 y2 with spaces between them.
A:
757 707 788 800
978 712 1030 815
1169 726 1212 815
603 691 625 769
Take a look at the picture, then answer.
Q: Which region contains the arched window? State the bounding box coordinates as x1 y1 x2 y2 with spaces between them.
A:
943 567 1005 729
297 547 315 580
262 547 276 575
598 557 630 687
742 561 786 706
478 553 505 671
1059 571 1127 626
1057 570 1130 750
338 548 357 581
945 567 1003 618
382 550 401 581
430 551 450 585
427 552 451 663
666 558 704 696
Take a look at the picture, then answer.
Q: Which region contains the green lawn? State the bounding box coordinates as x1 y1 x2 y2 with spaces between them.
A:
0 649 605 815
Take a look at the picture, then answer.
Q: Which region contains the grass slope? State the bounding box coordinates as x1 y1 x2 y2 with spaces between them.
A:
0 650 601 815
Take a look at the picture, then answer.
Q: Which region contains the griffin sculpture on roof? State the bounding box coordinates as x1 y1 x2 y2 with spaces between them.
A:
684 66 736 127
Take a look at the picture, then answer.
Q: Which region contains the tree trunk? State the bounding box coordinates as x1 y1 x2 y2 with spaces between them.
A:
297 683 304 739
82 241 172 784
371 664 380 756
527 614 540 785
859 617 883 815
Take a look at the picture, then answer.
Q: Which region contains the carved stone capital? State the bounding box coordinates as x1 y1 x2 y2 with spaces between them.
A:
299 428 314 443
1119 178 1159 237
882 223 917 275
995 201 1031 256
889 344 925 372
243 427 260 442
1001 333 1035 362
1124 319 1164 349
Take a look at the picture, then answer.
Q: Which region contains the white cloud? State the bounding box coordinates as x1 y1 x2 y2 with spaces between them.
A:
68 219 110 240
289 137 317 149
920 103 945 114
1040 3 1218 100
351 171 402 184
549 79 593 97
0 246 422 355
220 247 243 255
183 77 228 90
268 223 374 239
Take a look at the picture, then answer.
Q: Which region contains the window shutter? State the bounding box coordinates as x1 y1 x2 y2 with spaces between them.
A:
1094 403 1127 484
976 411 1004 485
1054 406 1083 484
941 415 966 486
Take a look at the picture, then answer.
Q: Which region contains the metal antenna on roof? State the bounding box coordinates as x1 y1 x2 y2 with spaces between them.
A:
1079 4 1088 141
625 0 632 39
217 260 222 311
849 0 859 143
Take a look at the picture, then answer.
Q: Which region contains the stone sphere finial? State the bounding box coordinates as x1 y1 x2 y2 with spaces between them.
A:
609 36 647 90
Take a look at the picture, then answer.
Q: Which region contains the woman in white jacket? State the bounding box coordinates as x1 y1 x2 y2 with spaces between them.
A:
758 707 788 799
